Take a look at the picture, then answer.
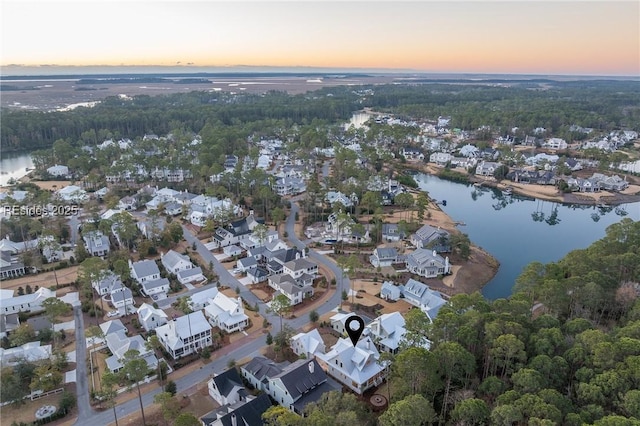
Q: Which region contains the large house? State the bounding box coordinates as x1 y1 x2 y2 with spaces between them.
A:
410 224 450 251
46 164 69 177
316 336 388 395
265 358 341 415
0 341 52 366
140 278 171 300
405 249 451 278
268 274 313 306
203 291 249 333
212 214 262 248
401 279 448 321
155 311 212 359
241 356 340 416
83 231 111 257
104 328 158 373
0 250 26 279
0 287 56 315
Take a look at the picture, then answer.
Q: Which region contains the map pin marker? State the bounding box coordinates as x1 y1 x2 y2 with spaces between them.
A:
345 315 365 347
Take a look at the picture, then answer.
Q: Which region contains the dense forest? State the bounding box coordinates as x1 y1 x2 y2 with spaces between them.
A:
263 218 640 425
2 80 639 153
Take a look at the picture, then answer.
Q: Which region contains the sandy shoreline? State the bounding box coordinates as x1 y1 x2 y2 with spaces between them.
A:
404 162 640 206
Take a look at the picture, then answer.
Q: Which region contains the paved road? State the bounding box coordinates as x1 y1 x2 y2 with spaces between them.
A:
72 305 96 425
75 207 350 425
180 226 283 332
285 201 350 312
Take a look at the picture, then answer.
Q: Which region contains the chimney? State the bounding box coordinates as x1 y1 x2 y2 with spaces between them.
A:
231 413 237 426
432 250 437 257
308 361 314 374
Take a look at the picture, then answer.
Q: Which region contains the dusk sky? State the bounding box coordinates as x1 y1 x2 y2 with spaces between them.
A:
1 1 638 76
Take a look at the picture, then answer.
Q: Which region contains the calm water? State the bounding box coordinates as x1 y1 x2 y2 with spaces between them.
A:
0 151 34 186
415 173 640 299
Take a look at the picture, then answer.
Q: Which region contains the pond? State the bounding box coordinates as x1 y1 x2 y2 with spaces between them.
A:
414 173 640 299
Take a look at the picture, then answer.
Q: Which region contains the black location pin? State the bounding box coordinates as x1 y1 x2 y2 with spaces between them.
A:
345 315 365 347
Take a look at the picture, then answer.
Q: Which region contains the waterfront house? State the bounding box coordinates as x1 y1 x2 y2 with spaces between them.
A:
405 249 451 278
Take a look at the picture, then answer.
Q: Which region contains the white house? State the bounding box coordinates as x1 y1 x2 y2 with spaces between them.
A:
475 161 502 177
46 164 69 177
177 267 205 285
188 287 220 311
140 278 171 299
329 312 355 336
0 341 52 366
111 286 135 313
367 312 406 354
56 185 87 203
136 303 168 332
161 250 194 275
410 224 450 252
0 288 56 315
204 292 249 333
380 281 401 301
268 274 312 306
130 259 161 284
155 311 212 359
369 247 398 268
316 336 388 395
83 231 110 257
290 329 325 359
401 279 448 321
207 368 247 406
544 137 568 150
405 249 451 278
104 329 157 373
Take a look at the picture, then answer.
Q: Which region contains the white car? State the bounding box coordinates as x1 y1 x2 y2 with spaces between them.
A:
107 310 119 318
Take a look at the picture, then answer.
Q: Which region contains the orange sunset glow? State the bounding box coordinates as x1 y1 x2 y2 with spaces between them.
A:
1 1 638 76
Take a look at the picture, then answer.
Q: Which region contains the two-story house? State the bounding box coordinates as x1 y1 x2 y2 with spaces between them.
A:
316 336 388 395
83 231 110 258
203 291 249 333
136 303 168 332
155 311 212 359
405 249 451 278
161 250 194 275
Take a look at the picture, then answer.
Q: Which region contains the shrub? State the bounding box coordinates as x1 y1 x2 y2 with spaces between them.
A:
200 347 211 359
165 380 177 396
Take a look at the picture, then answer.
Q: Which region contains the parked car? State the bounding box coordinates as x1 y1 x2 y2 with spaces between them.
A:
107 310 119 318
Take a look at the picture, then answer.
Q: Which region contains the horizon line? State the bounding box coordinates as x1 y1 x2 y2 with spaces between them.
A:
1 64 638 79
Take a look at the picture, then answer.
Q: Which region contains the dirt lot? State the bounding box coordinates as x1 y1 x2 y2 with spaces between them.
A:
0 266 79 292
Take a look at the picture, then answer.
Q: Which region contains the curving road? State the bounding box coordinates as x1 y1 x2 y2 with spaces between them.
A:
74 204 350 425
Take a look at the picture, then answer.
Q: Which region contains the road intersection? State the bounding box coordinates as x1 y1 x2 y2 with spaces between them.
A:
72 201 350 425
